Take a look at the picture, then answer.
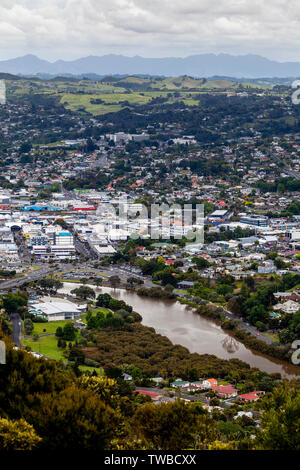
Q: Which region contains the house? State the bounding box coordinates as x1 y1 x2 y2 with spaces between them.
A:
186 385 201 392
177 281 195 289
210 384 238 398
190 381 203 388
122 373 133 381
202 378 218 388
274 292 300 302
274 292 295 299
258 263 277 274
238 391 265 402
134 390 159 400
234 411 253 420
170 379 190 388
165 259 175 266
154 396 176 404
273 300 300 314
209 209 231 221
151 377 164 385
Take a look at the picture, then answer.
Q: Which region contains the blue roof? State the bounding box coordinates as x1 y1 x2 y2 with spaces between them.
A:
21 205 61 211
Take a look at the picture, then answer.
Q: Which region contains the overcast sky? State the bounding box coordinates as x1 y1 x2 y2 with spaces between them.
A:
1 0 300 62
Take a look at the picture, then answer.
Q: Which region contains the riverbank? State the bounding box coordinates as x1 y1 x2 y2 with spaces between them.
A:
58 282 300 378
81 321 278 384
176 297 291 363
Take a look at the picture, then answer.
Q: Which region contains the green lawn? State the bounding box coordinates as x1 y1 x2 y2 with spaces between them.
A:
262 332 280 343
92 307 111 315
23 319 79 360
59 91 152 115
60 93 123 115
23 335 104 374
22 335 68 360
182 99 200 106
31 320 69 335
97 92 151 105
217 380 230 386
174 289 189 295
79 365 104 375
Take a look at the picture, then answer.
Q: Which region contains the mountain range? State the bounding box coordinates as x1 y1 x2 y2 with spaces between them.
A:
1 53 300 78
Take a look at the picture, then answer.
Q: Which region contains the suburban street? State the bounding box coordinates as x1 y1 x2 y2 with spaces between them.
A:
10 313 22 347
136 387 243 409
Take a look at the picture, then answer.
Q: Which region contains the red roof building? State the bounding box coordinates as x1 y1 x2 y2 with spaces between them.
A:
238 391 265 402
211 384 238 398
165 259 175 265
134 390 159 400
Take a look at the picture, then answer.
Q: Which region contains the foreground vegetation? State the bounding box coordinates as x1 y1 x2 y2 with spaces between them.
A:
0 331 299 450
0 289 300 450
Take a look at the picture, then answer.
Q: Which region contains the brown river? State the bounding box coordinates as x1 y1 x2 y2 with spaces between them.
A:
60 283 300 379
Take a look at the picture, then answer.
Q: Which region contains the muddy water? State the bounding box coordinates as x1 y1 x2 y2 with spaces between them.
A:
60 283 300 379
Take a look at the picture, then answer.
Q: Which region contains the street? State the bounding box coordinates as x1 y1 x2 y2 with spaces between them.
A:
10 313 22 347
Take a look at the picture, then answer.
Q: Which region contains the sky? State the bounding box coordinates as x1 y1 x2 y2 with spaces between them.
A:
1 0 300 62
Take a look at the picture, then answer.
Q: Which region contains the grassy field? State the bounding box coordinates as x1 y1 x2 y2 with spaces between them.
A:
23 310 112 362
97 92 151 104
6 74 268 115
22 334 103 373
262 332 280 343
182 99 200 106
60 93 123 114
31 320 70 335
79 365 104 375
23 318 80 360
23 335 69 360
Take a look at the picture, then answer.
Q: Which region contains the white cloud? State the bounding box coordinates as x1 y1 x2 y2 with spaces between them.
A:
0 0 299 61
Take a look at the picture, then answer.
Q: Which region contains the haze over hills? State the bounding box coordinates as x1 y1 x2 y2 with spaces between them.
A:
1 53 300 78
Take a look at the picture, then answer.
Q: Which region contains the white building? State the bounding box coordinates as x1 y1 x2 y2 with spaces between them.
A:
273 300 300 314
30 300 83 321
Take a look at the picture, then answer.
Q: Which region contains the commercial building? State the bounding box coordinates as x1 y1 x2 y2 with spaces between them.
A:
29 300 83 321
240 214 269 227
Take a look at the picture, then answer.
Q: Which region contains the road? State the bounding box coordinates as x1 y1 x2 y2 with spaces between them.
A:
74 237 97 260
13 230 32 264
136 387 234 409
270 151 300 180
58 264 156 289
0 265 53 290
219 306 274 345
103 266 155 288
10 313 22 347
177 295 275 345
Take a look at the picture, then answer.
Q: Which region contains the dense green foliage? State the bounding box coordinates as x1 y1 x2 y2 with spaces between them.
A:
0 326 299 450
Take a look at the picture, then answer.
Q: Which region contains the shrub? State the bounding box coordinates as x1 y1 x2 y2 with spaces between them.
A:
84 358 100 367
